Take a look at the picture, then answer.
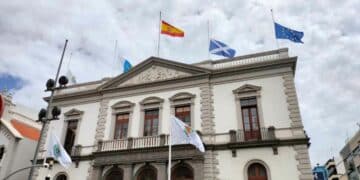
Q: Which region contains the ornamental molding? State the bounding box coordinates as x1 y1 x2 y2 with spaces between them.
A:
119 65 191 87
111 100 135 109
64 108 84 117
232 84 261 94
169 92 196 101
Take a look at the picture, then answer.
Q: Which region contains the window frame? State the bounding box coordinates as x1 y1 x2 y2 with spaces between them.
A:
63 119 79 154
139 97 164 137
143 109 160 136
233 84 264 132
54 172 69 180
169 92 195 128
175 105 191 126
0 145 5 163
111 101 135 139
62 109 84 155
243 160 271 180
114 113 130 139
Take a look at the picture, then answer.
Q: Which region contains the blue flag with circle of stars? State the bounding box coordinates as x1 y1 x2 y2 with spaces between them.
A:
274 22 304 43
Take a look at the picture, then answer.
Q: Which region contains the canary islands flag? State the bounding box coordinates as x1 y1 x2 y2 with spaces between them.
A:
47 132 72 168
120 57 132 73
171 116 205 152
161 21 184 37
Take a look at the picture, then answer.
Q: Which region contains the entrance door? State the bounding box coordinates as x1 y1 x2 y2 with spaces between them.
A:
248 163 267 180
241 98 261 141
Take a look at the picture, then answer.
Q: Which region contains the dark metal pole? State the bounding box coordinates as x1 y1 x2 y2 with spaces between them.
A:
27 39 68 180
4 165 44 180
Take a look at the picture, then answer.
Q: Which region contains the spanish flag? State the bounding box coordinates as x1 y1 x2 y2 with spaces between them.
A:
161 21 184 37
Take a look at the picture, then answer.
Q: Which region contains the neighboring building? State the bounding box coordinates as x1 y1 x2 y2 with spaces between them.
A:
0 92 40 180
313 165 328 180
340 130 360 180
324 157 347 180
35 48 313 180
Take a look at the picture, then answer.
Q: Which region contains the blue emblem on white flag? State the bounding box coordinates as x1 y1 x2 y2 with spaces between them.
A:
274 22 304 43
209 39 236 58
121 57 132 73
47 132 72 168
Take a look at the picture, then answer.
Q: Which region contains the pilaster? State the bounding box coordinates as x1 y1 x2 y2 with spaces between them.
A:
282 74 313 180
200 83 219 180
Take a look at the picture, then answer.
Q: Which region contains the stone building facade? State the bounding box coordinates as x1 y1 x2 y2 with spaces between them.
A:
35 48 313 180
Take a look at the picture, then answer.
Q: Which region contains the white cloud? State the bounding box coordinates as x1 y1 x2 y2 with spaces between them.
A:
0 0 359 166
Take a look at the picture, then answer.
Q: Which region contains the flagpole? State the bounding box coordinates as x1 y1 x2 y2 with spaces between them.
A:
28 39 68 180
168 117 172 180
112 40 118 76
207 20 210 60
157 11 162 57
270 9 280 51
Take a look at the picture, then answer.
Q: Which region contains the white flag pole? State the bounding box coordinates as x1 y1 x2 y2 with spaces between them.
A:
270 9 280 51
168 117 172 180
157 11 162 57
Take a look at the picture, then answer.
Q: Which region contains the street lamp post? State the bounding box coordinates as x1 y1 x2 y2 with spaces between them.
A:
27 40 69 180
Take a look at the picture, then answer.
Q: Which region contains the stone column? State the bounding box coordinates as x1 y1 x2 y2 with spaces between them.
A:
121 164 133 180
153 162 167 180
200 83 219 180
89 166 103 180
192 160 204 180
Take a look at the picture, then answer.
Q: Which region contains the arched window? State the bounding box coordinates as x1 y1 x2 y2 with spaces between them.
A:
137 166 157 180
248 163 267 180
172 164 194 180
55 174 67 180
104 167 123 180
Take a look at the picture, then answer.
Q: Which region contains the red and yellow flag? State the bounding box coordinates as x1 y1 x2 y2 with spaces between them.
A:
161 21 184 37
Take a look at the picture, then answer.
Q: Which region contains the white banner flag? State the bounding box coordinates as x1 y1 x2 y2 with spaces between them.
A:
47 131 72 168
171 116 205 152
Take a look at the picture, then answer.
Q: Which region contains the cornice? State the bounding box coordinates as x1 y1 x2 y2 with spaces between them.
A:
45 57 296 105
35 137 310 165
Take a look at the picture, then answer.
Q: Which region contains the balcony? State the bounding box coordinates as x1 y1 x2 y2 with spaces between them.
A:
96 127 277 153
98 134 169 152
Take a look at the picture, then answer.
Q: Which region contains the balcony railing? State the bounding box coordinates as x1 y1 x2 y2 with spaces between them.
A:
97 127 277 153
98 134 169 152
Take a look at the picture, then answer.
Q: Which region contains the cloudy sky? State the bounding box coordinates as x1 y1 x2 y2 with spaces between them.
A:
0 0 359 166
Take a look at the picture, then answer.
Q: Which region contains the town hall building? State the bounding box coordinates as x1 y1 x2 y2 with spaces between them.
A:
34 48 313 180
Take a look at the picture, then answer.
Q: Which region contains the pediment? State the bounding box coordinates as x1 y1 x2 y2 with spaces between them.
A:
233 84 261 94
98 57 210 90
64 108 84 117
120 65 191 87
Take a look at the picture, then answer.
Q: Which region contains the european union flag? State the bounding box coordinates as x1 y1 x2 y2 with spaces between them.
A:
123 59 132 73
209 39 236 58
274 22 304 43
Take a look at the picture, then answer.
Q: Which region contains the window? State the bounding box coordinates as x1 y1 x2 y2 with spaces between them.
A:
175 105 191 126
56 174 67 180
111 101 135 139
241 97 261 141
137 166 157 180
114 114 129 139
64 120 78 154
144 109 159 136
248 163 267 180
172 165 194 180
170 92 195 128
0 146 4 161
106 168 123 180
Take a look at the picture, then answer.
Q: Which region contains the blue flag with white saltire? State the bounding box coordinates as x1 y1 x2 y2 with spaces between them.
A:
209 39 236 58
121 57 132 73
274 22 304 43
